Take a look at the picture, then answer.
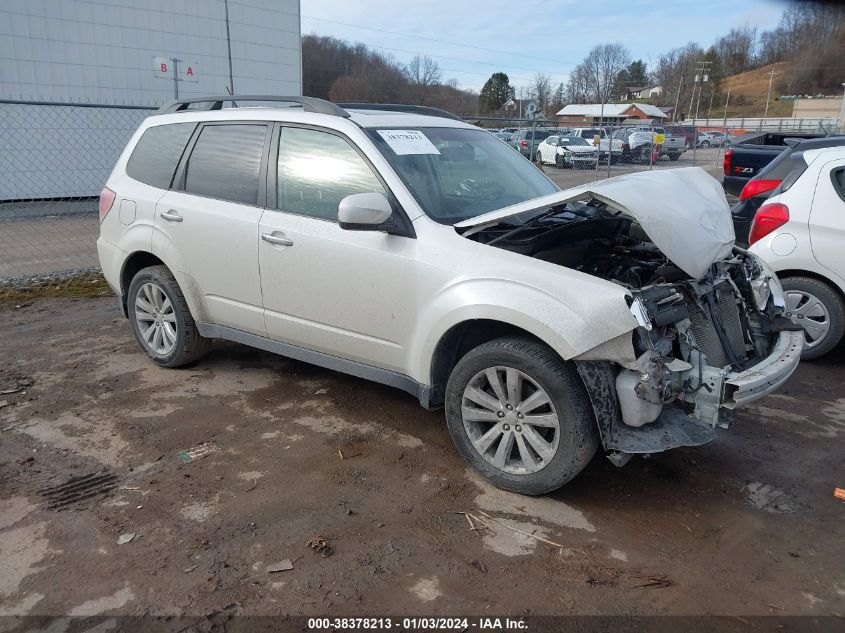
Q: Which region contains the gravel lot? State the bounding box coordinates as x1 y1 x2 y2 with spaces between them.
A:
1 296 844 620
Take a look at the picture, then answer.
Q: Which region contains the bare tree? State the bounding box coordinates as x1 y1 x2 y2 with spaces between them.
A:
404 55 442 103
565 63 591 103
715 26 757 75
529 73 552 113
582 43 630 104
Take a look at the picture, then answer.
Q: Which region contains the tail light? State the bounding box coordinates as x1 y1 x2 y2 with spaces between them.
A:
740 178 783 201
519 140 528 148
723 148 732 175
622 143 629 151
749 203 789 245
99 187 116 223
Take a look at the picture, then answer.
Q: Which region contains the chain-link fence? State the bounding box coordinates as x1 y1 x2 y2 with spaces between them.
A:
0 100 154 281
472 117 737 197
0 100 839 282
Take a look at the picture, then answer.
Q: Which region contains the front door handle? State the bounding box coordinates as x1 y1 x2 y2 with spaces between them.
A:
160 210 183 222
262 232 294 246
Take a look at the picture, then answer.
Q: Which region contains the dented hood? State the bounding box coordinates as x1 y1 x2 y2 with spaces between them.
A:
455 167 735 279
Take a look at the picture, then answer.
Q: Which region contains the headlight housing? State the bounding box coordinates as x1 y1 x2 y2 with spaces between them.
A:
748 253 784 310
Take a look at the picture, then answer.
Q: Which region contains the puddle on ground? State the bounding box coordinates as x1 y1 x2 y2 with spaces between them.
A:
481 518 552 556
0 521 54 597
410 577 441 602
68 585 135 616
467 471 596 532
743 482 797 514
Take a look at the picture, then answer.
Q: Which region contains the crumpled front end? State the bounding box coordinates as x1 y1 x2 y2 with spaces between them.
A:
574 251 803 461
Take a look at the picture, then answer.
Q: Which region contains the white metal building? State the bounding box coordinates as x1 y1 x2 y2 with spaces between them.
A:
0 0 302 105
0 0 302 200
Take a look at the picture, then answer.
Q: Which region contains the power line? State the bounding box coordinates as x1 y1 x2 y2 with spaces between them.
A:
299 14 575 67
352 41 568 82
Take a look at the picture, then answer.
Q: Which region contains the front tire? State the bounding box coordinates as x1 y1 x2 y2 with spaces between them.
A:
127 265 210 368
700 140 710 148
445 337 599 495
781 276 845 360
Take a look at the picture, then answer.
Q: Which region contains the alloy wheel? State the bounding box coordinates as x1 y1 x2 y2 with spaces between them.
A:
461 366 560 475
785 290 831 349
134 282 178 356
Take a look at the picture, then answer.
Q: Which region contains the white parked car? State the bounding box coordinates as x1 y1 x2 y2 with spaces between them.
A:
536 135 599 168
747 146 845 358
97 96 802 495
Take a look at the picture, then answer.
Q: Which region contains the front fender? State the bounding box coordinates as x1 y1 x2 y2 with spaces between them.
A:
407 277 637 384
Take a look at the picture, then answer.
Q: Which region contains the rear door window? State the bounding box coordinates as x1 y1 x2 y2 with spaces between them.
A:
184 124 268 205
126 122 195 189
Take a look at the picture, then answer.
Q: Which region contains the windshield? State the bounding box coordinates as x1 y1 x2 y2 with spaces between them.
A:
560 137 590 146
367 127 559 224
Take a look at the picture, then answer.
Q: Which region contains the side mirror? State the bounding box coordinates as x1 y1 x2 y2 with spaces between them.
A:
338 192 392 230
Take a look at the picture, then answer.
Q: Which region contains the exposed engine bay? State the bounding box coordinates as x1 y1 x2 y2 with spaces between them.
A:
465 198 800 435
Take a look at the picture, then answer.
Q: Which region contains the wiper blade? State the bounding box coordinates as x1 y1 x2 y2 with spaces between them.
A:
487 205 588 245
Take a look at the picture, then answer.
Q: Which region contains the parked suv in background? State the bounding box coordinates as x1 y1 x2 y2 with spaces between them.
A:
509 128 554 160
746 146 845 359
98 96 801 495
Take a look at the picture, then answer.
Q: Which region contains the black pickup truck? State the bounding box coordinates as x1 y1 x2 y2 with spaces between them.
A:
722 132 824 196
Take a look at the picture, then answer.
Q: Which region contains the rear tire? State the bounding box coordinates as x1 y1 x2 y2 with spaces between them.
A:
780 276 845 360
444 337 599 495
535 151 543 164
127 265 211 368
669 152 681 161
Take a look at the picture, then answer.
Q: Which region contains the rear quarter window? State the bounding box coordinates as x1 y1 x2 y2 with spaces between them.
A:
126 122 196 189
832 167 845 202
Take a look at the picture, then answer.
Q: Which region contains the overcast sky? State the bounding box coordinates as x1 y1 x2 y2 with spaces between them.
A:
299 0 787 92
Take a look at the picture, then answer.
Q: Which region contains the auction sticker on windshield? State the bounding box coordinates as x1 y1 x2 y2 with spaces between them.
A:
377 130 441 155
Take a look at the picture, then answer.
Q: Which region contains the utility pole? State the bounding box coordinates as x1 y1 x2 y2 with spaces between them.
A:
172 58 180 99
224 0 235 95
763 68 779 118
693 61 712 121
672 75 683 122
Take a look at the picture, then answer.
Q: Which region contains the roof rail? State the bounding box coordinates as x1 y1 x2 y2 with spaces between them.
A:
337 103 463 122
156 95 350 117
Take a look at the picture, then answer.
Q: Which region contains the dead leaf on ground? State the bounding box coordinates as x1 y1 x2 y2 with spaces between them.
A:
307 535 334 557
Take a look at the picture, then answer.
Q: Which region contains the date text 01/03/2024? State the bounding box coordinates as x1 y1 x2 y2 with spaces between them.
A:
306 617 528 630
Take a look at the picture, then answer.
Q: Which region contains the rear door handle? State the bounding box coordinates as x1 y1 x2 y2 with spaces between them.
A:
262 232 293 246
160 210 183 222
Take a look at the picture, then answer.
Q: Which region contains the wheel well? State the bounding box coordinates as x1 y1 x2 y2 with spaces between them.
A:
428 319 549 408
119 251 165 315
776 269 845 300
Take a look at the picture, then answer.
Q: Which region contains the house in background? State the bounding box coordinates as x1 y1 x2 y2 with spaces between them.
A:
619 86 663 100
496 98 531 118
556 102 669 125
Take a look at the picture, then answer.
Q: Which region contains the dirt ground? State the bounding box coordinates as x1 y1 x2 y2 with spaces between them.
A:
1 296 844 620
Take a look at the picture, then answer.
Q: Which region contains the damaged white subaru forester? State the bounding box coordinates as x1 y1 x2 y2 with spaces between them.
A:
97 97 803 495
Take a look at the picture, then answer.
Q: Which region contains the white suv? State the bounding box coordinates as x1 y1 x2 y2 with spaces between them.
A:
747 146 845 358
97 96 802 495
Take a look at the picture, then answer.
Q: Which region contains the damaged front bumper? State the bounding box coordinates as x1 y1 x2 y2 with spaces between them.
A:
574 329 803 461
723 330 803 408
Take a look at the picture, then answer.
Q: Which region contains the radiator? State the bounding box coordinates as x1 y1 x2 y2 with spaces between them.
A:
689 288 747 368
